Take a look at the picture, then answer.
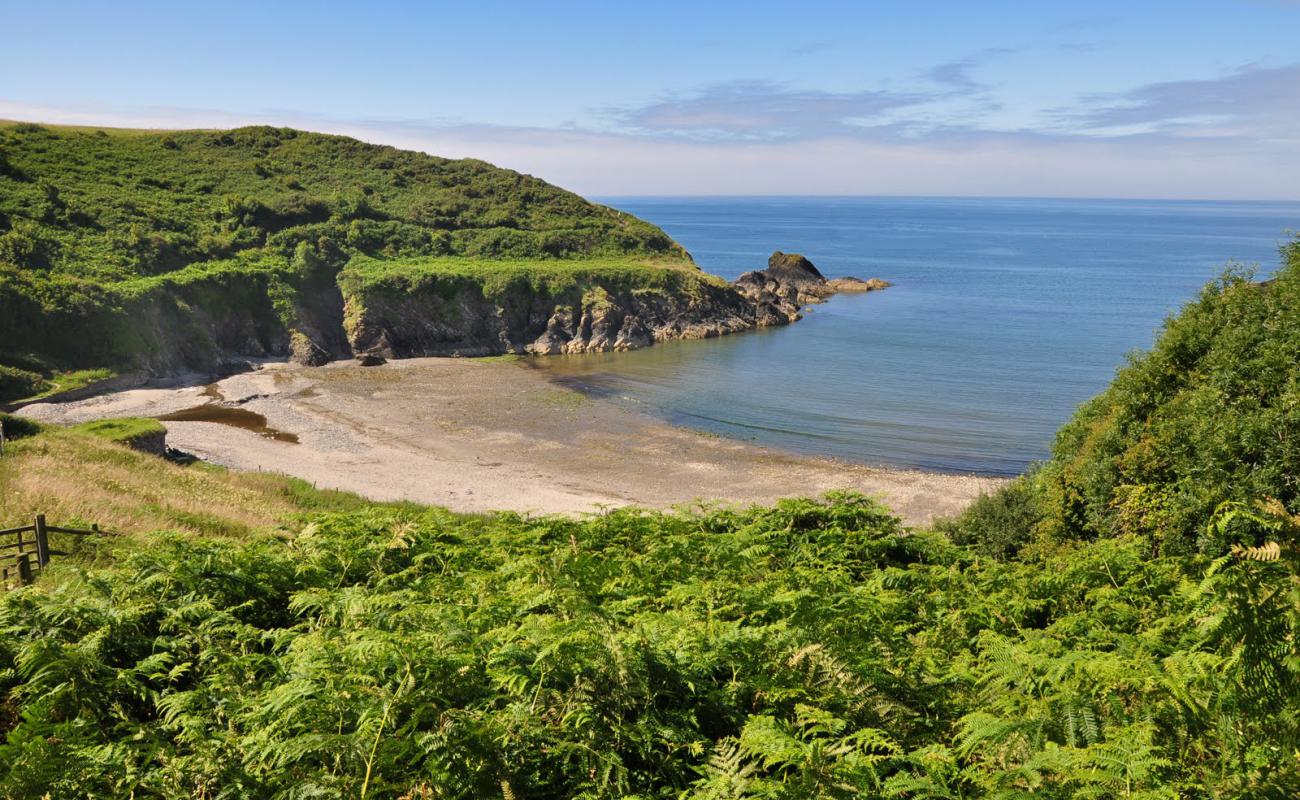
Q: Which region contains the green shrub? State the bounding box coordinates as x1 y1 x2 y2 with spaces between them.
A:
0 492 1296 797
0 411 41 439
0 364 50 402
937 471 1042 559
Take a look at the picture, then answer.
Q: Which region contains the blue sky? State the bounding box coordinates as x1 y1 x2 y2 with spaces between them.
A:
3 0 1298 198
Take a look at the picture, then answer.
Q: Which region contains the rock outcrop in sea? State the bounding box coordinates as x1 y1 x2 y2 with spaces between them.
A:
734 251 891 328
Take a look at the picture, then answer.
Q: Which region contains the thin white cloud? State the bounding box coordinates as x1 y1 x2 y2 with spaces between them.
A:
608 81 935 142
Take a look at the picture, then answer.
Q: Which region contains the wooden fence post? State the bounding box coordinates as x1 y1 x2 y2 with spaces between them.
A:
34 514 49 567
16 553 32 586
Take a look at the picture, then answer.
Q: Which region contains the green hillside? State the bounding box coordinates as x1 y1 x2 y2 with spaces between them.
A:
0 123 691 396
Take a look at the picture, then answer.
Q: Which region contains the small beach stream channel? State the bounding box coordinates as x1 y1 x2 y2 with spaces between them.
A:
156 383 299 443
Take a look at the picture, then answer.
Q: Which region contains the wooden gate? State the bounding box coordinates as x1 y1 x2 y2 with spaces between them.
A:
1 515 107 589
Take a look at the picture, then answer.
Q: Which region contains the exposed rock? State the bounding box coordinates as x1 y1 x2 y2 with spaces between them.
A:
614 314 653 350
827 276 892 293
339 250 888 361
528 307 577 355
732 251 889 322
763 251 832 303
349 276 756 359
290 330 332 367
733 269 803 327
356 354 387 367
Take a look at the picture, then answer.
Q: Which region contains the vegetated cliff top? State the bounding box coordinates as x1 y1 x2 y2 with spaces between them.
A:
0 121 690 283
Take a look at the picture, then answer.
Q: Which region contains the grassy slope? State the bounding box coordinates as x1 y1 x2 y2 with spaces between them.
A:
0 122 693 393
0 427 390 539
0 122 685 282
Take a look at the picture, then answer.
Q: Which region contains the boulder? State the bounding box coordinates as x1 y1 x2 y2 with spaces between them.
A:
766 251 826 284
289 330 331 367
529 306 577 355
727 251 891 327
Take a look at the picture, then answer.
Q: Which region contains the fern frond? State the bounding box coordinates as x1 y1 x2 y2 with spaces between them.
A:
1230 541 1283 561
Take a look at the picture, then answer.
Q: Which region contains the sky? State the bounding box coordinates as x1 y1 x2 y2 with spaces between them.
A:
2 0 1298 199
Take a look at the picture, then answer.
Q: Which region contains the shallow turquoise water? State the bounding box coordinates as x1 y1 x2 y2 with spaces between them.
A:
534 197 1300 475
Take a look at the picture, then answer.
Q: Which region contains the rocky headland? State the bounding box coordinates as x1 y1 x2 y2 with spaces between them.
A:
346 250 890 361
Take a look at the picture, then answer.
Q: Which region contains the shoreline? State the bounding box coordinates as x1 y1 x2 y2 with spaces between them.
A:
17 357 1006 526
536 367 1023 481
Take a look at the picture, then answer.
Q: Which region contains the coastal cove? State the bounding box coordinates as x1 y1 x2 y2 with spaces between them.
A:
535 196 1300 475
16 358 1002 526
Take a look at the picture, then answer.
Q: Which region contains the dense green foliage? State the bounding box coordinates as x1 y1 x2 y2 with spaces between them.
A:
0 411 41 439
0 123 681 282
0 493 1296 798
947 240 1300 558
0 123 690 372
0 365 49 403
341 254 729 313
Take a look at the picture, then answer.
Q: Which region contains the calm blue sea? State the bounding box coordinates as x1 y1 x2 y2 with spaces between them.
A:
534 197 1300 475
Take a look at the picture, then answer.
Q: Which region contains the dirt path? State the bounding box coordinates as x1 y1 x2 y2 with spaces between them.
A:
19 358 1004 526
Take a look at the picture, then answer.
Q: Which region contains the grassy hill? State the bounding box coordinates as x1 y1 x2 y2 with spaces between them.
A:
0 123 695 398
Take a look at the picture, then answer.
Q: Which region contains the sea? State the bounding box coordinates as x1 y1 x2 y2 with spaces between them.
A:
532 197 1300 476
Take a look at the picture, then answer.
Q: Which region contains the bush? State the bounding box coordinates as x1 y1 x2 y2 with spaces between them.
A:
0 493 1296 796
0 364 50 403
937 471 1042 558
0 411 42 439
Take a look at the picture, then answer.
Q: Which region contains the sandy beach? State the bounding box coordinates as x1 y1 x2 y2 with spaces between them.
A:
19 358 1004 526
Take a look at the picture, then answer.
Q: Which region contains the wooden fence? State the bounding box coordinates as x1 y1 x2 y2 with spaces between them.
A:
1 515 108 589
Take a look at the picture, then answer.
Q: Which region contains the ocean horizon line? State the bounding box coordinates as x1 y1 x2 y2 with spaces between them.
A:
596 194 1300 205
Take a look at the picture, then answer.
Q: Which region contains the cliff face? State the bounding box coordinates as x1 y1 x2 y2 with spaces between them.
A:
336 251 890 360
342 275 757 358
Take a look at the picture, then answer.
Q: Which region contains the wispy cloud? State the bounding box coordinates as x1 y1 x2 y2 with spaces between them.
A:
1069 62 1300 139
608 81 936 141
924 47 1016 91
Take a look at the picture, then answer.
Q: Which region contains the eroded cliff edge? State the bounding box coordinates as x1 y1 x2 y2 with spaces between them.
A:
339 251 889 360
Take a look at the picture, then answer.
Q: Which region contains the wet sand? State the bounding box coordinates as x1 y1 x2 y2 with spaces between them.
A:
19 358 1005 526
